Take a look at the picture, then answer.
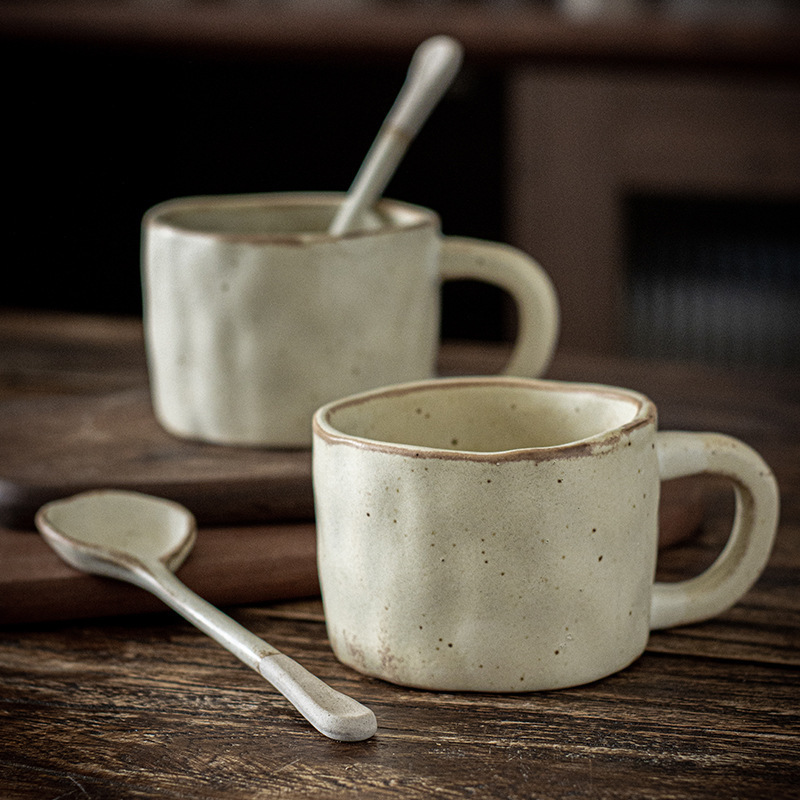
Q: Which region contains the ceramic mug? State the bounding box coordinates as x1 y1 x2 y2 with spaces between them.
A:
142 193 559 446
312 376 779 692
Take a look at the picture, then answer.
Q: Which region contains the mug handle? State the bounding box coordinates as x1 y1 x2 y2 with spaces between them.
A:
440 236 559 377
650 431 779 630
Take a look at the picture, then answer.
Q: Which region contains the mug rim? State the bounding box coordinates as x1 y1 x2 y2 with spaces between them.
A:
312 376 656 462
142 191 438 244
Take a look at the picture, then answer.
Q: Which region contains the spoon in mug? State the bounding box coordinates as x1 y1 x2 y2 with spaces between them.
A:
328 35 463 237
35 489 377 742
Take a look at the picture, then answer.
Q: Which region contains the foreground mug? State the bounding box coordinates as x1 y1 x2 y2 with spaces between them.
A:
142 193 559 446
312 376 779 692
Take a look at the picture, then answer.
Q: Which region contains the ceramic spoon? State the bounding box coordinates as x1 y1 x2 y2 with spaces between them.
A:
328 35 463 237
35 489 377 742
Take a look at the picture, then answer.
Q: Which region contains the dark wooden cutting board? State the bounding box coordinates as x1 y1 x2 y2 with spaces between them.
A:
0 384 708 536
0 313 743 626
0 388 313 530
0 382 708 540
0 382 707 625
0 520 319 625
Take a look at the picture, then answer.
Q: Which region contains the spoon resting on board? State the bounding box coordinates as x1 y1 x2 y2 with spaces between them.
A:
328 35 464 237
35 489 377 742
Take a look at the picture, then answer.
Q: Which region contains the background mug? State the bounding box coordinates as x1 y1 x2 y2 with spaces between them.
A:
312 376 779 692
142 193 559 446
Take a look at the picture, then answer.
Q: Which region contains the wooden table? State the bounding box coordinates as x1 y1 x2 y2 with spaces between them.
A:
1 311 799 798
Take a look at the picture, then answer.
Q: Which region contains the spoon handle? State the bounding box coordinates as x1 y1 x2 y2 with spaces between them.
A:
328 35 463 237
144 562 377 742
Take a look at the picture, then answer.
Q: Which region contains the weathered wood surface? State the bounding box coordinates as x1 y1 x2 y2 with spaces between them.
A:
2 590 798 799
1 312 799 798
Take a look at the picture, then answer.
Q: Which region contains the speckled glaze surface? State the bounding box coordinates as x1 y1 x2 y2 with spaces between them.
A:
312 376 779 692
142 193 559 446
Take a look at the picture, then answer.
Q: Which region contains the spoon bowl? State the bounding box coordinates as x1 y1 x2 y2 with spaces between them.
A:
36 489 377 742
38 490 195 586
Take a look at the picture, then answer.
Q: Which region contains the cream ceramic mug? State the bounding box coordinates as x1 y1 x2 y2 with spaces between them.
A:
312 376 779 692
142 193 559 446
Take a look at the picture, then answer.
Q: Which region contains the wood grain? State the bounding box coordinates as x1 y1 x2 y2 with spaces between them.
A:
1 607 798 800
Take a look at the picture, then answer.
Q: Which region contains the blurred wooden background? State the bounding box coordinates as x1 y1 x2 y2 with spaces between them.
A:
2 0 799 363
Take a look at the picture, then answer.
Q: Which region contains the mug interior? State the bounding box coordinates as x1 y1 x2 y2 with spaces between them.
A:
147 194 434 239
319 379 648 454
